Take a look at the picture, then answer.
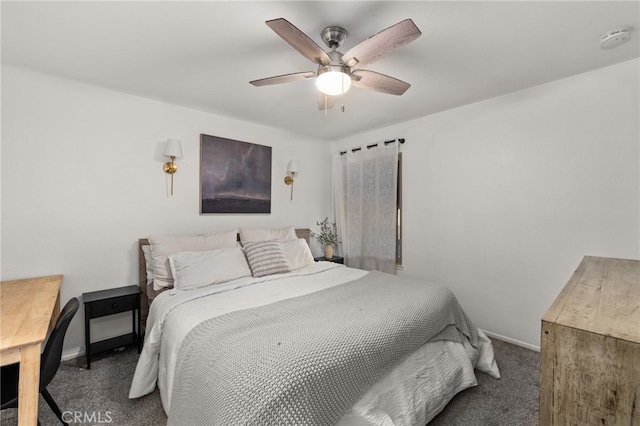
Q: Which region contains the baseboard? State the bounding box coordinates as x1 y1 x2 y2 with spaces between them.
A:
62 345 133 362
481 329 540 352
62 346 84 362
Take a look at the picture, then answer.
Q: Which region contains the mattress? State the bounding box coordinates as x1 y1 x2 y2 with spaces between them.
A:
130 262 500 425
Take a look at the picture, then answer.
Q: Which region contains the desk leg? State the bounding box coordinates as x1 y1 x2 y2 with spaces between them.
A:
18 344 41 426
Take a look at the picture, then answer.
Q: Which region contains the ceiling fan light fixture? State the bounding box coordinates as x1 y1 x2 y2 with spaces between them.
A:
316 65 351 96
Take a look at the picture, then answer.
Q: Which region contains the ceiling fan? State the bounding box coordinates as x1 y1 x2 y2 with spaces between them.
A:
250 18 422 110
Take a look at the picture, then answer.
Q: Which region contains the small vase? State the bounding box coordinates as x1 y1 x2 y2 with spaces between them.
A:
324 244 334 260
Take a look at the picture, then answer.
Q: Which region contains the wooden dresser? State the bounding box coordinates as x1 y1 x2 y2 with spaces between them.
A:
540 256 640 425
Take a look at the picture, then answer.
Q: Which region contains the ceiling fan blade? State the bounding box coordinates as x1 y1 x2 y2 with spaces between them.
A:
351 70 411 95
342 19 421 68
250 71 316 87
266 18 332 66
318 92 337 110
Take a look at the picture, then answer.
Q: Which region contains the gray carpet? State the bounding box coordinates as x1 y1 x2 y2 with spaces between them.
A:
0 338 538 425
429 338 539 425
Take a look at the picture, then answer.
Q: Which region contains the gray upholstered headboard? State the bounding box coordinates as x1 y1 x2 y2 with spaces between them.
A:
138 228 310 333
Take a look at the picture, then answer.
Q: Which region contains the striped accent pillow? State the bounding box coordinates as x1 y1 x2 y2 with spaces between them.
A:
244 239 291 277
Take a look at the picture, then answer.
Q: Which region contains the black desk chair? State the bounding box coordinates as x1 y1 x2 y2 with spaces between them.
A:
1 297 79 426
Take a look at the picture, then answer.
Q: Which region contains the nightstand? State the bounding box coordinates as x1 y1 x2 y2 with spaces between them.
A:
314 256 344 264
82 285 141 369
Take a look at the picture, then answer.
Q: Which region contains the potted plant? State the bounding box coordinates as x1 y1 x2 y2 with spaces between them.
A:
311 217 339 260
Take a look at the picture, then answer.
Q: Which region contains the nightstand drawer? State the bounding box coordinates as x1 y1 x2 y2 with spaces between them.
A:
89 295 138 318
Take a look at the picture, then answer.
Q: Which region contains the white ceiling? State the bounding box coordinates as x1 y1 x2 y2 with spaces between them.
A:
2 1 639 141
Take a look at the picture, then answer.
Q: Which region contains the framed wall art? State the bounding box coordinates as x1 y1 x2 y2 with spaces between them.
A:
200 134 272 214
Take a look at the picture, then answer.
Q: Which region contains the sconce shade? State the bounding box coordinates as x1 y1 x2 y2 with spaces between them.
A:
164 139 183 158
287 160 300 174
285 160 299 201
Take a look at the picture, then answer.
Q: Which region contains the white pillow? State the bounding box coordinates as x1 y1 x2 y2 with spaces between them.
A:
239 226 297 244
282 238 315 271
168 247 251 290
243 239 291 277
149 229 238 290
142 245 154 285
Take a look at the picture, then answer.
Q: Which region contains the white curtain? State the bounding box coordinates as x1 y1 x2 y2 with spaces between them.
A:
333 143 398 274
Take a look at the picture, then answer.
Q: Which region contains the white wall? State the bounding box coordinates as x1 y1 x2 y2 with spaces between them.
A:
3 58 639 356
332 59 640 349
1 66 333 357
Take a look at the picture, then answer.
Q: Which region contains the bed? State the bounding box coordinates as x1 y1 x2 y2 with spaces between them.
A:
129 227 500 425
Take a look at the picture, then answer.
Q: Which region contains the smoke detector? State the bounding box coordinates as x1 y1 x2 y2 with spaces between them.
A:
600 27 631 49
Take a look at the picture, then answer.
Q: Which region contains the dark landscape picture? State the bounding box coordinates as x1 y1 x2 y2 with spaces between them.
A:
200 134 271 214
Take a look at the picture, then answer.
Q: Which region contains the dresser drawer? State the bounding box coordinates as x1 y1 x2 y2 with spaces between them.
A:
89 294 138 318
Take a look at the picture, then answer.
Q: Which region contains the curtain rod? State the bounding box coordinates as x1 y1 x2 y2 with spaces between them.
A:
339 138 405 155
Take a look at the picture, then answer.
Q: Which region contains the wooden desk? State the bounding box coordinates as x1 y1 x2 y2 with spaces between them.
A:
1 275 62 426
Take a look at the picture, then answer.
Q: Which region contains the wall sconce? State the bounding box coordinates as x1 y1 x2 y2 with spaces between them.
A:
163 138 183 196
284 160 299 201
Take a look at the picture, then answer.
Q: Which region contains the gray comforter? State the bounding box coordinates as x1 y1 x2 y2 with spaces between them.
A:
168 270 479 426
